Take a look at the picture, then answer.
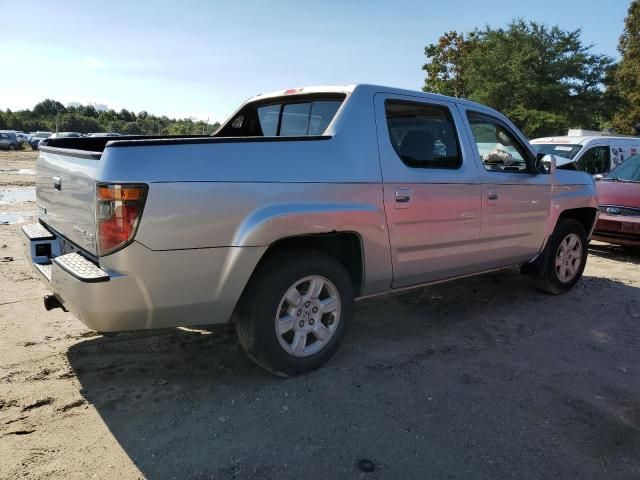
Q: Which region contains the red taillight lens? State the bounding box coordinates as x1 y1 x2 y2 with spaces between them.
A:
96 184 147 255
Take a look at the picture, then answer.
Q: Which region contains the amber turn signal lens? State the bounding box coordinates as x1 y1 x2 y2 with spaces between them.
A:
96 183 147 256
97 185 144 201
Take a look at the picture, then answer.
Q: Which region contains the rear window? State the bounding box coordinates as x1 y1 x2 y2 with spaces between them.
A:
217 95 344 137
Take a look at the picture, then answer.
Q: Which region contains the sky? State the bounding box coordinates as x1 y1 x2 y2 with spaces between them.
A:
0 0 632 123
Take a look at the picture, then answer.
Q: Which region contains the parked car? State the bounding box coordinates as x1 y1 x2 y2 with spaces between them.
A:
49 132 85 138
29 132 52 150
15 131 30 144
23 84 598 376
37 132 85 149
0 130 19 150
87 132 122 137
531 130 640 176
592 154 640 247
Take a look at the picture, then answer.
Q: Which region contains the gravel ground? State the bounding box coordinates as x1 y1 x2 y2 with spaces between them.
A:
1 150 639 479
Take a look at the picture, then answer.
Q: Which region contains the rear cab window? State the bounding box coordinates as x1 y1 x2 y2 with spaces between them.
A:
217 95 344 137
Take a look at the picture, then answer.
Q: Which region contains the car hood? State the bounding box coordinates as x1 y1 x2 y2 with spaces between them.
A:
596 180 640 208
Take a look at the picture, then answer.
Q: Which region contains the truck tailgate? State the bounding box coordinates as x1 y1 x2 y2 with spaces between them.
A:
36 147 100 256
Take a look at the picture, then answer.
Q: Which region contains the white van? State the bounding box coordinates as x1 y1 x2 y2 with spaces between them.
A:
531 129 640 175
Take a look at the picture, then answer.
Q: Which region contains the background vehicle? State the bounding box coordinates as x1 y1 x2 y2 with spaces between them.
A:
49 132 85 138
87 132 122 137
0 130 19 150
15 131 30 144
29 131 52 150
531 130 640 175
37 132 84 149
23 85 598 376
593 154 640 247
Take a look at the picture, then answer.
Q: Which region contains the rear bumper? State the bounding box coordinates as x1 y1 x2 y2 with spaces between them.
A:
592 214 640 247
23 222 265 332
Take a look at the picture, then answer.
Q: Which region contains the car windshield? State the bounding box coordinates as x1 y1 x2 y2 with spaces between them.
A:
603 155 640 182
533 143 583 160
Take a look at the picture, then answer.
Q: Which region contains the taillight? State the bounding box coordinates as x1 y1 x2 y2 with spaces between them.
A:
96 183 147 255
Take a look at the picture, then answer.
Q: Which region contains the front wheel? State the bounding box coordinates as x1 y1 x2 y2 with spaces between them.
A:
529 218 588 294
235 249 354 377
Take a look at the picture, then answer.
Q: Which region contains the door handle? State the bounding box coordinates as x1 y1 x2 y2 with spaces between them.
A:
487 192 498 200
395 188 412 204
52 176 62 191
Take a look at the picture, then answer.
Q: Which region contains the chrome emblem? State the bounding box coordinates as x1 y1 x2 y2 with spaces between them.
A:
606 207 621 215
73 226 96 248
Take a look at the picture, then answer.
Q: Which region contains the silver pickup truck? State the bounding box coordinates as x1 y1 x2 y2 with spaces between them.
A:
23 84 598 376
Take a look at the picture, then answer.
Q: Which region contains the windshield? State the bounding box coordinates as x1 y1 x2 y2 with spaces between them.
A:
604 155 640 182
533 143 583 160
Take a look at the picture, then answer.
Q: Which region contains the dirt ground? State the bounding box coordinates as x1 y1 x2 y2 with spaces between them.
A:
1 150 639 479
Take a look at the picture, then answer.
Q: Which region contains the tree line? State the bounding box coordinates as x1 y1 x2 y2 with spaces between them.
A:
423 2 640 138
0 99 221 136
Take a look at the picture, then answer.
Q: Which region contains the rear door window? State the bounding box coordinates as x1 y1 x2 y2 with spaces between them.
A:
384 100 461 169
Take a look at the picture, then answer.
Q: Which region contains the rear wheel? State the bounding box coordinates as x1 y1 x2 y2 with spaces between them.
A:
529 218 588 294
8 144 16 151
235 249 354 377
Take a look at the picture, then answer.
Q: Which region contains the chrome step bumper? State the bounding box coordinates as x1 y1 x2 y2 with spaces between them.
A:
53 253 109 283
22 223 109 283
22 223 55 240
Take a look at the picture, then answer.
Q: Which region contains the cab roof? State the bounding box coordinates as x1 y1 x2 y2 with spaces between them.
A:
247 84 497 112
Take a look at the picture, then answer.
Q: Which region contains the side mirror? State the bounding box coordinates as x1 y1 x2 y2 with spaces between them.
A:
594 174 604 181
536 154 557 174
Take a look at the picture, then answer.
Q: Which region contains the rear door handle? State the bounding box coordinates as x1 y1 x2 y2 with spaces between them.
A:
395 188 412 208
487 187 499 203
487 192 498 200
53 176 62 191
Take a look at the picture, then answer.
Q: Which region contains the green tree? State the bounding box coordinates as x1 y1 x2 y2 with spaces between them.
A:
33 99 66 116
79 105 99 118
423 20 614 137
1 100 222 136
60 114 100 133
423 31 479 98
612 1 640 135
118 109 135 122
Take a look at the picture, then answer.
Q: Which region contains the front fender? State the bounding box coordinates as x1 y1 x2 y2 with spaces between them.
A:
539 180 599 255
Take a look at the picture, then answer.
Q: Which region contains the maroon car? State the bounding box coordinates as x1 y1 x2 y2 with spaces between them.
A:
593 154 640 247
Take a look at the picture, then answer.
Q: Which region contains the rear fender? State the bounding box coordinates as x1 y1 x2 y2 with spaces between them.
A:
233 202 392 295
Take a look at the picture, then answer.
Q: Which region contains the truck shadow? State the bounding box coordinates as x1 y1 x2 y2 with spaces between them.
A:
66 265 640 479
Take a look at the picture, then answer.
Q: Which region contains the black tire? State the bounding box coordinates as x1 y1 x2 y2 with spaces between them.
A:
235 249 354 377
528 218 588 294
8 144 16 151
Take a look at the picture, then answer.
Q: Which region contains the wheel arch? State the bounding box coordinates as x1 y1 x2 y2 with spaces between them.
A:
557 207 599 238
252 232 365 297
